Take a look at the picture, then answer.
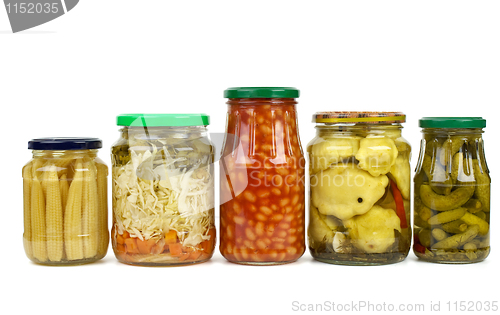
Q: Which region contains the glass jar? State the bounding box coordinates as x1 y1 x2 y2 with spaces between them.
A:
307 112 411 265
219 87 306 265
413 117 490 263
111 114 215 266
23 138 109 265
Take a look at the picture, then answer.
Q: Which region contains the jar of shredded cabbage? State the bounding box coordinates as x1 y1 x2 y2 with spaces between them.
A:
307 112 411 265
23 138 109 265
111 114 215 266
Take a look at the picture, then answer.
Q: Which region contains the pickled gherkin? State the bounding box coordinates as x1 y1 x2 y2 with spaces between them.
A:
413 117 490 263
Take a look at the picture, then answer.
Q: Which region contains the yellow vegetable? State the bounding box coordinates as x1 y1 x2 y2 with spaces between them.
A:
311 163 389 220
59 174 69 211
432 225 479 249
355 137 398 177
96 162 109 256
46 166 64 262
82 161 98 258
31 178 47 262
23 163 33 259
309 137 360 175
389 155 411 199
64 160 84 260
461 212 489 236
428 207 466 225
344 205 401 253
308 205 334 244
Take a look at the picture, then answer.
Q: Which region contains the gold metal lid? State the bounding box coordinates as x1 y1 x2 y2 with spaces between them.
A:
313 111 406 124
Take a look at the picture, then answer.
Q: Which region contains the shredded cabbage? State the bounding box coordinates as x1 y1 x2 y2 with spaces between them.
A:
113 140 214 247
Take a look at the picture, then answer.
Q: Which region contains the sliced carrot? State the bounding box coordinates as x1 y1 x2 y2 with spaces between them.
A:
116 233 125 245
162 243 169 253
169 243 183 256
137 239 157 254
199 252 211 261
202 228 216 254
122 230 130 239
201 240 211 254
178 252 190 261
164 230 178 244
188 250 202 260
116 243 126 254
124 238 139 254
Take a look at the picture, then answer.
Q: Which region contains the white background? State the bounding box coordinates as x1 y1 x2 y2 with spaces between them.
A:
1 1 499 314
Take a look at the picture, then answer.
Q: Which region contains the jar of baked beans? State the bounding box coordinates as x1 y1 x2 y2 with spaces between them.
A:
219 87 306 265
308 112 411 265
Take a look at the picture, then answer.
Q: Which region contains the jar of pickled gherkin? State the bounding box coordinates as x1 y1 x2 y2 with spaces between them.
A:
307 112 411 265
111 114 215 266
23 138 109 265
413 117 490 263
219 87 306 265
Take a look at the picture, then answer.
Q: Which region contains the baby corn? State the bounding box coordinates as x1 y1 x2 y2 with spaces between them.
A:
64 160 84 260
46 166 64 262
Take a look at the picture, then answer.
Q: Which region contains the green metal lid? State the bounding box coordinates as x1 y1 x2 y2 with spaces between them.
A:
419 117 486 129
117 114 210 127
224 87 299 99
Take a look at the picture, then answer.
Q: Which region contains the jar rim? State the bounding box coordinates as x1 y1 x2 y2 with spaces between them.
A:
28 138 102 150
419 117 486 129
117 114 210 127
224 87 299 99
313 111 406 124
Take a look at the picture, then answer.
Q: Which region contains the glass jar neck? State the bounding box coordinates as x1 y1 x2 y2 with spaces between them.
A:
422 128 484 137
120 125 208 139
315 123 402 136
32 149 98 158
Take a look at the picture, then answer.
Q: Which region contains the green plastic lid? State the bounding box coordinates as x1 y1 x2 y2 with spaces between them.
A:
117 114 210 127
224 87 299 99
419 117 486 129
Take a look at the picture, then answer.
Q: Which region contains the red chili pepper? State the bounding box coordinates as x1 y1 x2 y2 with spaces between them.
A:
389 179 408 229
414 243 427 254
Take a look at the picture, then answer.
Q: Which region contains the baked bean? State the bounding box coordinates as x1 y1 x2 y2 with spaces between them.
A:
277 230 288 238
227 226 234 239
256 239 267 250
260 206 273 216
257 190 270 198
272 213 284 222
243 191 256 202
243 240 254 249
233 201 241 214
245 228 257 241
283 185 290 195
255 213 267 222
279 222 291 230
219 101 305 264
280 198 290 207
276 167 289 176
255 222 265 236
273 174 283 186
234 216 245 225
274 243 285 250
